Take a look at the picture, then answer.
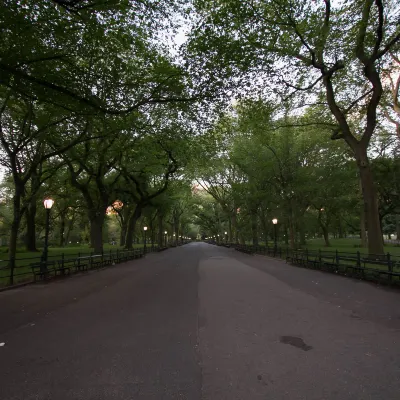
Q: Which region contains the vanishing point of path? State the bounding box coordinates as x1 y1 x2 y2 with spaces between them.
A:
1 243 399 399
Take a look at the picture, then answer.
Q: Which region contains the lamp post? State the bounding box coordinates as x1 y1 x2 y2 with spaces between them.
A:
224 231 228 244
42 198 55 271
173 232 176 246
272 218 278 256
143 226 148 254
164 231 167 247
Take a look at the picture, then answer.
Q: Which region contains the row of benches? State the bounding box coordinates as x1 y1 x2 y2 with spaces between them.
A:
286 250 400 282
233 244 400 283
31 249 144 282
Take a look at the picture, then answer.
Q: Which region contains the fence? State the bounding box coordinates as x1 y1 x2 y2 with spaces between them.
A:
212 241 400 285
0 246 159 288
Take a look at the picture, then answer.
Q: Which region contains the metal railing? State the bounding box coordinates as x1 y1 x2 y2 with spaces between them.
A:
0 246 159 288
213 242 400 285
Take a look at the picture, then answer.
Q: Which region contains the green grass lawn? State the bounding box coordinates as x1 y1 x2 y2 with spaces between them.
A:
251 238 400 257
299 238 400 256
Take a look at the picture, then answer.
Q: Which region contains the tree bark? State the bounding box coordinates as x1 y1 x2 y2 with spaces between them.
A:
318 210 330 247
251 211 258 246
228 217 232 244
321 226 330 247
356 149 384 254
299 225 306 246
88 210 105 253
59 211 66 247
158 213 164 248
283 224 289 245
9 185 24 284
120 217 128 247
338 216 344 238
65 214 75 245
231 213 238 243
396 215 400 240
25 198 38 251
125 206 142 249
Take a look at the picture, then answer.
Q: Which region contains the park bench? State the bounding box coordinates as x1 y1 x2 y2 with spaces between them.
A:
134 249 144 258
360 257 400 282
235 245 253 254
243 247 254 254
74 254 104 271
286 250 307 265
334 254 364 277
56 259 73 276
305 252 320 269
31 261 57 281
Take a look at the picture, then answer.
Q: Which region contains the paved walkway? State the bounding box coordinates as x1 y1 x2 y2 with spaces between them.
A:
0 243 399 399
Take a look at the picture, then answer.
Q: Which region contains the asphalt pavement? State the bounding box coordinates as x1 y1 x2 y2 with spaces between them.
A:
0 243 399 399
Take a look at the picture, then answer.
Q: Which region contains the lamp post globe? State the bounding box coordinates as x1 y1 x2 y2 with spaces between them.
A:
42 198 55 273
143 226 148 254
272 218 278 256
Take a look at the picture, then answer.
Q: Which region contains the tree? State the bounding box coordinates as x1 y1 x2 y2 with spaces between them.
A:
382 53 400 140
0 0 195 115
0 93 88 280
188 0 400 254
63 120 125 253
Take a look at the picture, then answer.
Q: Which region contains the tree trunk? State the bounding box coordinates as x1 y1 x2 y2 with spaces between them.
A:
158 213 164 248
173 214 179 246
25 198 38 251
299 226 306 246
59 211 66 247
120 218 128 247
89 210 105 253
125 206 142 249
321 226 330 247
231 213 238 243
318 211 330 247
65 214 75 245
9 186 24 284
228 217 232 244
356 150 384 254
338 216 344 238
251 211 258 246
289 219 295 249
396 215 400 240
360 205 367 248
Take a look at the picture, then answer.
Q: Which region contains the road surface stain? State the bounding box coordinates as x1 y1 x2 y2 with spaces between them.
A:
280 336 313 351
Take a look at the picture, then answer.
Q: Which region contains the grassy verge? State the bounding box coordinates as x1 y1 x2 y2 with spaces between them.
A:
299 238 400 256
254 238 400 256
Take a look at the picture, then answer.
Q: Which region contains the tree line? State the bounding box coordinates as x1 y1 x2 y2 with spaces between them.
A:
0 0 399 259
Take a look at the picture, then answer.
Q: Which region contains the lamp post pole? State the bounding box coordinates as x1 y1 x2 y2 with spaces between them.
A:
272 218 278 256
225 231 228 244
164 231 167 247
143 226 148 254
42 199 55 273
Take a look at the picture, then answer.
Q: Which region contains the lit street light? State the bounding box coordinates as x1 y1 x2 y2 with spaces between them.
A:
164 231 168 247
272 218 278 256
42 198 55 274
143 226 148 254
